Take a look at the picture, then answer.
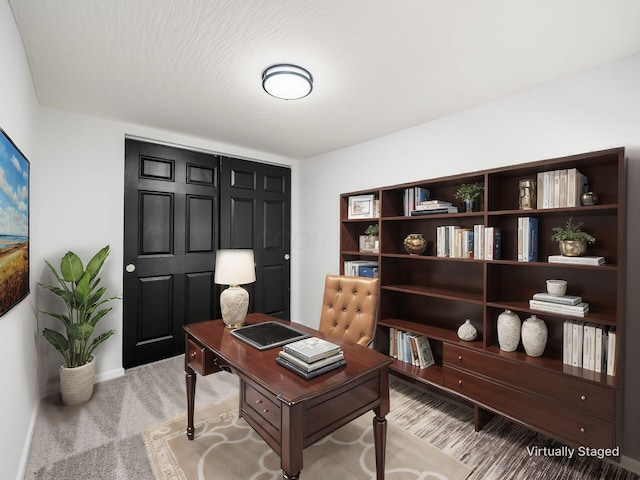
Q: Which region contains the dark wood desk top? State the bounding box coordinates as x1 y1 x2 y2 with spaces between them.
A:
184 313 392 405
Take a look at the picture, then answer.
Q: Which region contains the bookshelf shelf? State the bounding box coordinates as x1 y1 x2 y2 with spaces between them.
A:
340 147 626 451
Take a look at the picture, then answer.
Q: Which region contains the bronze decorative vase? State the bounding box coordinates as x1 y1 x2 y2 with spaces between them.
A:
403 233 426 255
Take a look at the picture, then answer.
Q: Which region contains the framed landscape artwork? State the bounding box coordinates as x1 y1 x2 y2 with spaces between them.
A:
0 128 30 317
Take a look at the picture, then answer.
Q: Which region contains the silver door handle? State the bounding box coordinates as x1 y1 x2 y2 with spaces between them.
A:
284 254 290 261
125 264 136 273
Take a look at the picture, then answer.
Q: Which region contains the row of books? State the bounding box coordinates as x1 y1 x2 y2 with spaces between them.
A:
435 225 501 259
403 187 431 216
563 321 616 376
389 328 435 369
517 217 538 262
537 168 588 209
529 291 589 317
343 260 379 277
276 337 346 379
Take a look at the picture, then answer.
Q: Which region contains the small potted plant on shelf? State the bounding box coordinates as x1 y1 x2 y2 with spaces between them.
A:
359 224 379 253
39 246 119 406
550 217 595 257
454 182 484 212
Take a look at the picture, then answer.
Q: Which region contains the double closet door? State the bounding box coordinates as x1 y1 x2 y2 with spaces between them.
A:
123 139 291 368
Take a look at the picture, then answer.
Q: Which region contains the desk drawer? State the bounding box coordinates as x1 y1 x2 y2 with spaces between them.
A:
444 366 615 448
443 344 615 421
187 339 221 376
242 382 281 431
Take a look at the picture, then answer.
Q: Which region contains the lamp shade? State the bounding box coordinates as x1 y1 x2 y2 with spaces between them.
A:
262 64 313 100
214 249 256 285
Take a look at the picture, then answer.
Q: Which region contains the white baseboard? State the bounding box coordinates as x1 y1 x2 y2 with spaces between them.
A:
16 398 40 480
43 366 125 398
621 455 640 475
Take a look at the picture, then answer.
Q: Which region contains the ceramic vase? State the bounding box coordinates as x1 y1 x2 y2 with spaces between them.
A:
457 319 478 341
403 233 426 255
521 315 548 357
497 309 521 352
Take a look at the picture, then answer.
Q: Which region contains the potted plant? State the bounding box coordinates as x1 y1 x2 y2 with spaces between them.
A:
359 224 379 253
39 245 119 406
454 182 484 212
550 218 595 256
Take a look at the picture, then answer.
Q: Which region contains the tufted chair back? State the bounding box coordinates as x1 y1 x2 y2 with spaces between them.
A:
318 274 379 347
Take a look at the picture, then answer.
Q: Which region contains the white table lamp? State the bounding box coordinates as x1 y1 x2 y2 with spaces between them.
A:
214 249 256 328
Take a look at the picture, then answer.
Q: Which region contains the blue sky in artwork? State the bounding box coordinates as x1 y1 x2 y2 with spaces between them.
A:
0 132 29 237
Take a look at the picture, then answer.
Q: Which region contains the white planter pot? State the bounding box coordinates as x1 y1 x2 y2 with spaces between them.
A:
521 315 548 357
59 357 96 406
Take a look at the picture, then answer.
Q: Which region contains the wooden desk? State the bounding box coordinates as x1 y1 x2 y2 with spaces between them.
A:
184 313 392 480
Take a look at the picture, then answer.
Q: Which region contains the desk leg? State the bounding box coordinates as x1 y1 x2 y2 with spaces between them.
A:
281 403 303 480
186 368 196 440
373 415 387 480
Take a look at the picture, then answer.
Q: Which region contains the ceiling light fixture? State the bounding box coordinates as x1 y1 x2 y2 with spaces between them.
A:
262 64 313 100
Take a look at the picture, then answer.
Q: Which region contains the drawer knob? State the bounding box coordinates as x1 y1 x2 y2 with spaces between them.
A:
580 427 585 433
458 380 463 385
190 351 198 359
458 356 463 361
580 395 586 401
263 409 269 413
255 399 262 404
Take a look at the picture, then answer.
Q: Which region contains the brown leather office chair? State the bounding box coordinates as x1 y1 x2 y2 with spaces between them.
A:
318 274 379 347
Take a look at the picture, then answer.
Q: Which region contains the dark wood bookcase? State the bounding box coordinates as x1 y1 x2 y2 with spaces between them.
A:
340 147 626 450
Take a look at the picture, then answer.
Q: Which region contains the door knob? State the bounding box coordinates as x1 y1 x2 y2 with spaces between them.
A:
126 264 136 273
284 254 290 260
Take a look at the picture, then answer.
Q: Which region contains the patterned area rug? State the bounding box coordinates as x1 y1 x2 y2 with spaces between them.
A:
143 395 473 480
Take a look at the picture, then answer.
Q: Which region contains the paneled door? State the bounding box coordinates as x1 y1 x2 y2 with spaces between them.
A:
123 140 219 368
220 157 291 319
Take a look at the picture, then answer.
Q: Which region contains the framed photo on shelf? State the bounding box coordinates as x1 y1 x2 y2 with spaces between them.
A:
348 194 376 219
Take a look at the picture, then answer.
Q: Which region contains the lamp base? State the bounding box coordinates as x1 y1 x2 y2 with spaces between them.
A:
220 285 249 329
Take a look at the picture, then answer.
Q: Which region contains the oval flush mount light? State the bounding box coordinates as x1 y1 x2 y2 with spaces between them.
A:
262 64 313 100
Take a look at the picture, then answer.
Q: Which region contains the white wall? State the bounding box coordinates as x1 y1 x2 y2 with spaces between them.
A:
295 53 640 465
0 1 43 478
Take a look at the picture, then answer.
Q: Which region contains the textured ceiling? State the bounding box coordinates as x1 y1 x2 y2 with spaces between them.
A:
9 0 640 159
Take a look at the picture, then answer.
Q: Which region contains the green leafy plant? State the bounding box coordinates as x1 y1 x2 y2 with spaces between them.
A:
364 224 379 236
454 182 484 202
39 246 119 368
550 218 596 244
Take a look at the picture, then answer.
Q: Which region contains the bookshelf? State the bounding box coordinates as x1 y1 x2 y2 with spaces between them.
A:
339 147 625 450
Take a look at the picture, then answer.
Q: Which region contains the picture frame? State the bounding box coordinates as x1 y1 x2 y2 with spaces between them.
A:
348 194 376 219
0 128 30 317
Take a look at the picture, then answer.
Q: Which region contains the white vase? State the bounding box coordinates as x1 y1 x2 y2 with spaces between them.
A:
521 315 548 357
457 319 478 341
497 309 521 352
59 357 96 406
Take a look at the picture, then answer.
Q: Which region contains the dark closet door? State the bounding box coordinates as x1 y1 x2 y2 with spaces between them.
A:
123 140 219 368
220 157 291 319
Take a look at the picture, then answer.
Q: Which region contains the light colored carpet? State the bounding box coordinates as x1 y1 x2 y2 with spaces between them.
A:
143 395 472 480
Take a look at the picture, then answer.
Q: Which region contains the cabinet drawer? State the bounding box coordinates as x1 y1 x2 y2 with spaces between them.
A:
186 339 221 375
444 367 615 448
443 344 615 421
242 382 281 431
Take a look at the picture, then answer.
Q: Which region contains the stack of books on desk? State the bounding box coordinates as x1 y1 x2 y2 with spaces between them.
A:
529 292 589 317
277 337 346 379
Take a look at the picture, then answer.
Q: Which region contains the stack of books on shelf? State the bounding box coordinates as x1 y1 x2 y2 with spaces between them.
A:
410 200 459 216
548 255 605 266
537 168 588 209
276 337 346 379
563 321 616 376
403 187 431 215
517 217 538 262
529 292 589 317
388 328 435 369
343 260 379 277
